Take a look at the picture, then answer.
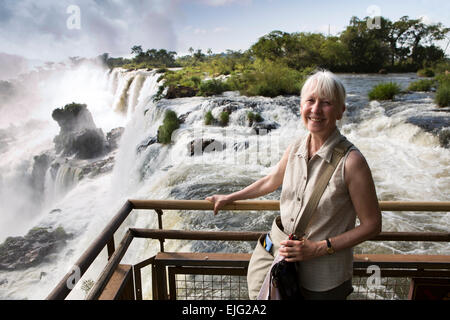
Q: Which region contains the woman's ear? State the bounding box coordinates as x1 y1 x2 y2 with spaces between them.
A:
337 103 346 120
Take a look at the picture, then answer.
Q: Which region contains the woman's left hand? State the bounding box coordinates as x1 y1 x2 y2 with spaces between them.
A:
278 238 321 262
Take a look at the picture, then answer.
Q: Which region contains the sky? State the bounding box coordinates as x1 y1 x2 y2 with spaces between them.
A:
0 0 449 77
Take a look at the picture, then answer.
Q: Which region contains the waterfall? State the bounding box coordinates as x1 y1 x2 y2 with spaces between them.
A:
0 70 448 300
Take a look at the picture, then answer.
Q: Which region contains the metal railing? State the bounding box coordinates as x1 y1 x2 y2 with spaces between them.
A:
46 200 450 300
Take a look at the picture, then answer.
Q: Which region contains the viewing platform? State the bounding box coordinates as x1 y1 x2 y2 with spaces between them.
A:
46 200 450 300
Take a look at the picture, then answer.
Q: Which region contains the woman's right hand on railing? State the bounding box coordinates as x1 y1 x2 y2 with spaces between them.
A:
205 195 233 215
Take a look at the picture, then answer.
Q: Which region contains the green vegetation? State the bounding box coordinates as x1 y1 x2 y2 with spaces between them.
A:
219 111 230 126
204 111 214 125
157 110 180 144
247 111 264 124
203 110 230 126
435 81 450 107
98 15 448 100
228 62 311 97
198 79 230 96
368 82 402 100
407 79 435 91
417 68 435 77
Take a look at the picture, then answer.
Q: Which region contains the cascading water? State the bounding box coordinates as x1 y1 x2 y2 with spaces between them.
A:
0 68 448 300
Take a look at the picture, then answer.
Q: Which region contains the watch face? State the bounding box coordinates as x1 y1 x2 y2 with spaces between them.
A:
327 247 334 254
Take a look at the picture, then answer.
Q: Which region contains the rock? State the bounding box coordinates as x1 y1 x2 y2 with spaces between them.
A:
250 121 280 135
177 112 191 124
233 141 250 151
106 127 124 151
439 128 450 148
378 69 388 74
30 152 53 201
188 139 226 156
79 155 116 178
0 226 72 271
165 85 198 99
137 136 158 153
52 103 107 159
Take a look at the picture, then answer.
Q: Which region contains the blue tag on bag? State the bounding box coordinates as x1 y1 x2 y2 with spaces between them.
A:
264 233 273 252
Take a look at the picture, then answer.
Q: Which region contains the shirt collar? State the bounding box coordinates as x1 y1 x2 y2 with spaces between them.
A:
295 128 344 163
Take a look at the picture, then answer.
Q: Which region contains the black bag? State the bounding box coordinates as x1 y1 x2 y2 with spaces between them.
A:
269 234 304 300
270 259 303 300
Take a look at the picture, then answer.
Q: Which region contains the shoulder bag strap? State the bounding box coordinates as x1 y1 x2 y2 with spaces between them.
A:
293 138 353 238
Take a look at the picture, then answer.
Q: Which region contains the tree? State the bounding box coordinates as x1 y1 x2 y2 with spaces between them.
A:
131 45 143 56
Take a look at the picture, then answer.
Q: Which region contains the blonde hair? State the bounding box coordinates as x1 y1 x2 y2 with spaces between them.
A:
300 70 346 110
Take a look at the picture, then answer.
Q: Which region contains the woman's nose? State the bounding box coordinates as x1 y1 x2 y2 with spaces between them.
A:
311 100 321 113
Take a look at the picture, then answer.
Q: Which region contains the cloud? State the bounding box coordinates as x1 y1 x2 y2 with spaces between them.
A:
0 53 31 81
196 0 251 6
0 0 181 62
213 27 229 33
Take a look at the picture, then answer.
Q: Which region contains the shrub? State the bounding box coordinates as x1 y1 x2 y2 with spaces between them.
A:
198 79 229 96
417 68 435 77
157 110 180 144
247 111 264 125
219 111 229 126
239 62 306 97
204 111 214 125
435 82 450 107
368 82 401 100
407 79 435 92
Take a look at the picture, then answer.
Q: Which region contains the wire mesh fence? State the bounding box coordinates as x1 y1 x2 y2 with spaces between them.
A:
174 273 249 300
169 270 411 300
349 276 411 300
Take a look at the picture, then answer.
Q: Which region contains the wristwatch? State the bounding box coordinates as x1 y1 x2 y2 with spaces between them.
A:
326 238 335 255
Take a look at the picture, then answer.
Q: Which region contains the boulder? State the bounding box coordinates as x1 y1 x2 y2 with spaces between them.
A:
137 135 158 153
106 127 124 151
165 85 198 99
251 121 280 135
0 226 72 270
52 103 107 159
30 152 53 202
188 139 226 156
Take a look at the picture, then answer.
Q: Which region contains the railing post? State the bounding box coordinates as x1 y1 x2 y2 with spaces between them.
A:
155 209 165 252
107 237 115 260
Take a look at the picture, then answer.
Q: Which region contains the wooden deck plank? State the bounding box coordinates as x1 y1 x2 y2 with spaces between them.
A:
98 264 134 300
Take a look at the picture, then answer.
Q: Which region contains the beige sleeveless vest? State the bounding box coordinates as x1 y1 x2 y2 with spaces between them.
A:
280 128 357 291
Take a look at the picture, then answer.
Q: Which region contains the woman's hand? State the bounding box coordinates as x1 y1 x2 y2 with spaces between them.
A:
278 238 325 262
205 194 233 215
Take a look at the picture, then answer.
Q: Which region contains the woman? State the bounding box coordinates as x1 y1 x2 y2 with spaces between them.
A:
206 70 381 300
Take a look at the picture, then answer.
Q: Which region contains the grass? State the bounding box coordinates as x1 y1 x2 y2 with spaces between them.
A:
435 82 450 107
198 79 229 96
204 111 214 125
407 79 435 92
417 68 435 77
219 111 229 126
247 111 264 125
368 82 402 100
157 110 180 144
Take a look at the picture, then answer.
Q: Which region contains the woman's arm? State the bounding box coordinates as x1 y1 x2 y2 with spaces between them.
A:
205 145 291 215
280 150 382 261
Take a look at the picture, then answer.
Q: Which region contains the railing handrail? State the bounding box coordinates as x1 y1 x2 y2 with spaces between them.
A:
46 200 450 300
130 199 450 212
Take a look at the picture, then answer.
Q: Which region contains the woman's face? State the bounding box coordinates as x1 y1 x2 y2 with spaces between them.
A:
300 91 345 137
